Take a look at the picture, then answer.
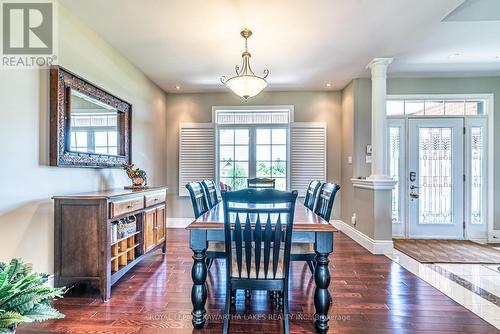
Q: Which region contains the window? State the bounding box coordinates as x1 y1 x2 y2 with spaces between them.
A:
387 99 486 116
256 128 287 190
69 90 120 156
219 129 250 190
215 107 292 191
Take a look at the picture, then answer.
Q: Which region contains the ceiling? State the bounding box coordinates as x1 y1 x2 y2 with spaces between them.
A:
61 0 500 92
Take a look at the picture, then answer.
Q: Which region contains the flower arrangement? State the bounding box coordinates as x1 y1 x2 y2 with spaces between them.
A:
122 163 148 189
0 259 65 333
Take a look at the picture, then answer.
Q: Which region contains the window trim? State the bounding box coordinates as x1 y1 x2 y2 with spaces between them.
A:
213 106 293 190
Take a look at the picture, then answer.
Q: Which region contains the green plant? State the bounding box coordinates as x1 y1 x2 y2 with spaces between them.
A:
0 259 65 333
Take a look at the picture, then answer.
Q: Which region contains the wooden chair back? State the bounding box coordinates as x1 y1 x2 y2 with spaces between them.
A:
185 182 209 219
304 180 321 210
314 183 341 222
222 189 298 281
247 178 276 189
201 179 220 208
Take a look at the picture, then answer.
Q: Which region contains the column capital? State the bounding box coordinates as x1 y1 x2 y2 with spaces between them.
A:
366 58 393 77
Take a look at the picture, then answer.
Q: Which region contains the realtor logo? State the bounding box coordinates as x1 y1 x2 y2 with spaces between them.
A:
1 0 57 68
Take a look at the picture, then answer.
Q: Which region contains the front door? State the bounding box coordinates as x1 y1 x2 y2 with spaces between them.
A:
408 118 464 238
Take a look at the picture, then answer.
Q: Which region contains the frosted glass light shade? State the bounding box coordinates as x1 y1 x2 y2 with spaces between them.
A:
225 75 268 100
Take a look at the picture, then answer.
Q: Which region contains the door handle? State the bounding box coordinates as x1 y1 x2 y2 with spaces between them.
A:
410 192 419 199
410 185 420 190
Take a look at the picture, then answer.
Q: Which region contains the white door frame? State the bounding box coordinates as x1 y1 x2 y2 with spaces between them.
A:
387 94 494 241
408 118 464 239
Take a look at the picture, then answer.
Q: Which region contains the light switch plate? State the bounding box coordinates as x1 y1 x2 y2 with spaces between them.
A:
347 156 352 164
366 155 372 164
366 145 372 154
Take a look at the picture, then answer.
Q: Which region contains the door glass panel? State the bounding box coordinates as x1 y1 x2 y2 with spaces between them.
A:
389 127 400 224
419 127 453 225
470 127 484 225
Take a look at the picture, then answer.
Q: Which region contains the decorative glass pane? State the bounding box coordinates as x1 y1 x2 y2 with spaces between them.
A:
465 101 485 115
220 129 234 145
419 127 453 225
387 101 404 116
272 128 287 144
256 129 271 144
108 147 118 156
233 178 247 190
219 146 234 161
470 127 484 225
234 129 249 144
220 161 233 177
389 127 400 224
108 131 118 146
444 101 465 115
275 178 286 190
256 161 271 177
94 132 108 146
271 145 287 161
233 162 249 178
256 145 271 161
234 146 249 161
405 101 424 115
424 101 444 115
272 161 286 177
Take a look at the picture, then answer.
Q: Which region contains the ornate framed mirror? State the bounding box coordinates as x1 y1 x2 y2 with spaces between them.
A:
49 66 132 168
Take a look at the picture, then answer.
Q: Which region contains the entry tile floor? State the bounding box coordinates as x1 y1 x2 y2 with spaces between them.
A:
389 249 500 330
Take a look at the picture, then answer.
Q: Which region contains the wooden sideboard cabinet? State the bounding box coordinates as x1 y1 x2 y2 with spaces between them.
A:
53 187 167 301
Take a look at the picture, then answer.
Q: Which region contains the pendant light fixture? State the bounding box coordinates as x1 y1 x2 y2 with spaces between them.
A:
220 29 269 100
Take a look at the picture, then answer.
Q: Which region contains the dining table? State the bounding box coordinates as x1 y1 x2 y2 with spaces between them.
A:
186 200 338 333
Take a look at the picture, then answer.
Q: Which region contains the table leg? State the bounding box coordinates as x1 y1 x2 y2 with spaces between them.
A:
190 230 208 329
314 232 333 333
191 249 207 328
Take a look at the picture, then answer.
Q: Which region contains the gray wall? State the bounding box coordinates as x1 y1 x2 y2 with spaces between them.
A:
0 5 168 274
165 91 342 220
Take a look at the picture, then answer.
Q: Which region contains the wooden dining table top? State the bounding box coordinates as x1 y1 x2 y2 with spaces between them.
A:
186 202 338 232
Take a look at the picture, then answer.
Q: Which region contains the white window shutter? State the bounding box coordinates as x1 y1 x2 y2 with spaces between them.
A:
290 122 327 196
179 123 215 196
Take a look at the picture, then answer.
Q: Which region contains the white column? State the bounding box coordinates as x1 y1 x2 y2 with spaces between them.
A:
367 58 393 180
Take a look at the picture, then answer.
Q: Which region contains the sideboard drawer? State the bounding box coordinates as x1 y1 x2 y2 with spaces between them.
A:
110 197 144 218
145 191 166 207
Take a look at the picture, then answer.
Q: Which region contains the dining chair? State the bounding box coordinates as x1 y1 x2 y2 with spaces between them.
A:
291 182 340 274
221 188 298 334
247 177 276 189
314 182 341 222
185 182 225 269
303 180 321 210
201 179 220 208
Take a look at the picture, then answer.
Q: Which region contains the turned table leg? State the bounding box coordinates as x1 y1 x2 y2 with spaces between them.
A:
190 230 208 329
314 232 333 333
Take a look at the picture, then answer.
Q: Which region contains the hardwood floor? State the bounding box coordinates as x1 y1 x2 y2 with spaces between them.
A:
19 229 499 333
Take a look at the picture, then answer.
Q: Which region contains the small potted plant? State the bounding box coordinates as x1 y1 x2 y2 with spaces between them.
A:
122 163 148 189
0 259 66 333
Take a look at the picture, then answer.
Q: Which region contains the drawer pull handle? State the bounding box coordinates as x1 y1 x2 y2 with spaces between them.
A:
127 204 134 208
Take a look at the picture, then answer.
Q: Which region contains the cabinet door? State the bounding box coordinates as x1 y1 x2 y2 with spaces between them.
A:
156 205 166 245
144 209 156 253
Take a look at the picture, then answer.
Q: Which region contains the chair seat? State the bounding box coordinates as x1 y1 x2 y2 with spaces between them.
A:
207 241 225 252
291 242 315 254
231 248 284 279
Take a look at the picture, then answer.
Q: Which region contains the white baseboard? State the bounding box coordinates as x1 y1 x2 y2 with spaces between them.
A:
332 220 393 255
167 218 192 228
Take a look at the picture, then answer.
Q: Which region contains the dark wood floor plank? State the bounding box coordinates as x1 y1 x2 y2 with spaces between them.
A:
16 229 499 333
